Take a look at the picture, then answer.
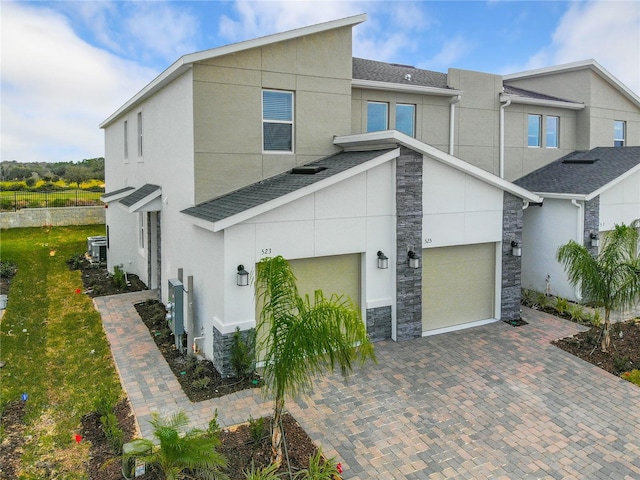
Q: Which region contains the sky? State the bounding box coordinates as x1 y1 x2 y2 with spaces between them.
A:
2 0 639 164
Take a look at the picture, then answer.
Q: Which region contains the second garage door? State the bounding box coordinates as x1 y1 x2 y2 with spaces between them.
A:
422 243 495 333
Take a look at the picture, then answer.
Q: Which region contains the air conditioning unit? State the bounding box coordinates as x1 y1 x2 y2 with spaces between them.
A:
87 236 106 254
90 240 107 262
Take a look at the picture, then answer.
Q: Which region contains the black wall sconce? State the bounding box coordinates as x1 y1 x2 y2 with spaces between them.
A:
408 250 420 269
377 251 389 269
590 232 600 247
511 241 522 257
236 265 249 286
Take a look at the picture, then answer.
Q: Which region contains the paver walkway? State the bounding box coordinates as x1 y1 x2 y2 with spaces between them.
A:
95 292 640 479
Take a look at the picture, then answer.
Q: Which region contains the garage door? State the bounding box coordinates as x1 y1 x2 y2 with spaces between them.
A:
255 254 361 359
422 243 495 333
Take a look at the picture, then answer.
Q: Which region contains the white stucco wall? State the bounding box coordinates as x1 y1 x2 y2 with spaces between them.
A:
599 170 640 230
521 198 581 301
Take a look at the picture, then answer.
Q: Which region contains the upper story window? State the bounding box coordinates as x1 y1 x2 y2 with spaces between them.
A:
546 116 559 148
263 90 294 152
367 101 388 132
527 114 541 147
396 104 415 137
137 112 143 157
614 120 626 147
124 120 129 160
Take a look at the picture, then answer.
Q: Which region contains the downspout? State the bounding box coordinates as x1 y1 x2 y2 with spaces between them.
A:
571 199 584 301
499 98 512 179
449 95 461 155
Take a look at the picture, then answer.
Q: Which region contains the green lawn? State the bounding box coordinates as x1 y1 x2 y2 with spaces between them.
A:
0 225 123 479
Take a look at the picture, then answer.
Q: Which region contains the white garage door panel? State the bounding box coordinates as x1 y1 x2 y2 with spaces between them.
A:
423 243 495 332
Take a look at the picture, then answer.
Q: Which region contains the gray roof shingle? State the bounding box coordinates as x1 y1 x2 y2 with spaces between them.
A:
503 84 575 103
514 147 640 195
119 184 161 207
102 186 134 199
353 58 449 89
182 149 395 224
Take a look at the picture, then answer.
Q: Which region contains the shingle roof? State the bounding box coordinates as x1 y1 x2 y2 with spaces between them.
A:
514 147 640 195
119 184 161 207
182 149 395 224
503 84 574 103
102 186 135 200
353 58 449 89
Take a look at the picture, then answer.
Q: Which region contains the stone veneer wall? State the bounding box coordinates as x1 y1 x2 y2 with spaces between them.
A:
0 206 105 229
366 306 392 342
212 326 256 378
395 147 423 341
583 197 600 257
501 192 523 322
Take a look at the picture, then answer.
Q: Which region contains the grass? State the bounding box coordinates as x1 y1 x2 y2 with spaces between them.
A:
0 225 123 479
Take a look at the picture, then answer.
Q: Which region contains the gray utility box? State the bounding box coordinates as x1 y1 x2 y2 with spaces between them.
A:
167 278 185 351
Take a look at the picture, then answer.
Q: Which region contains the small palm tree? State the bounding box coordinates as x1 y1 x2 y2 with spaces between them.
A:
135 410 228 480
557 222 640 352
256 256 375 467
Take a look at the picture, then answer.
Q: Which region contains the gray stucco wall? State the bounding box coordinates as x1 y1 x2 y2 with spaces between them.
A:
395 147 423 341
0 206 106 229
501 192 523 321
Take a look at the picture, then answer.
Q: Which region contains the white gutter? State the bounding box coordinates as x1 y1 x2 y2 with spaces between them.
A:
499 93 585 110
449 95 461 155
352 79 463 97
499 98 511 179
571 199 584 301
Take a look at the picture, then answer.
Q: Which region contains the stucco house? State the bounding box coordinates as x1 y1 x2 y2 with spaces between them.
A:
516 146 640 302
99 14 639 375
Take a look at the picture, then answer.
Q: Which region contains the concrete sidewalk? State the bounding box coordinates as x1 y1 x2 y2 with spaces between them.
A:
95 292 640 479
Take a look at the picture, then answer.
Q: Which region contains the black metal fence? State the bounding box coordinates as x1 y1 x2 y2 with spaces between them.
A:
0 190 104 211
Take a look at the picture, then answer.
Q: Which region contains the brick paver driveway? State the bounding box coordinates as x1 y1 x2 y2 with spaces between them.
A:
96 293 640 479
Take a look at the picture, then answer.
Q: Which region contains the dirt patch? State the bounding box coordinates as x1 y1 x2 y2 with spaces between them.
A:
0 400 27 479
553 319 640 376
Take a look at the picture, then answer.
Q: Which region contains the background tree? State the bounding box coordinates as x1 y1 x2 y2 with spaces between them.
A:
557 222 640 351
64 165 92 188
255 256 376 467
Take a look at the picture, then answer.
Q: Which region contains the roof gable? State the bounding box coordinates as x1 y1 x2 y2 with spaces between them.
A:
514 147 640 199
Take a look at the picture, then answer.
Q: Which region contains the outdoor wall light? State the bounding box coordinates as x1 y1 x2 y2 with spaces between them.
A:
511 241 522 257
236 265 249 286
407 250 420 269
377 251 389 269
590 232 600 248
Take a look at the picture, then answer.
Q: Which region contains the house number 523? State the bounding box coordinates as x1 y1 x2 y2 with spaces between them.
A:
261 248 272 255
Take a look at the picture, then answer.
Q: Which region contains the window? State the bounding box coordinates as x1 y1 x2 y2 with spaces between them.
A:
263 90 293 152
138 212 145 250
124 120 129 160
527 114 541 147
546 116 559 148
396 104 415 137
614 120 626 147
367 102 388 132
137 112 143 157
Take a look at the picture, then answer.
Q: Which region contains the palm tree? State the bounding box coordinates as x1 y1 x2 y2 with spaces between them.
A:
134 410 228 480
557 222 640 352
255 256 376 467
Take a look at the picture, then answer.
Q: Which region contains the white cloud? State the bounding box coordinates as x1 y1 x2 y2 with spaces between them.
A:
512 1 640 94
1 2 157 163
423 36 472 70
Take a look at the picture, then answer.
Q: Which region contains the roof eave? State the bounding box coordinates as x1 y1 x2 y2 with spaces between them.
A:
100 13 367 128
586 163 640 201
352 79 462 96
333 131 543 203
500 93 585 110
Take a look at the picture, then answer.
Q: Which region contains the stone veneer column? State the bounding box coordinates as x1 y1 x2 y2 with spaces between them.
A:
212 326 256 377
395 147 423 341
501 192 523 322
366 306 392 342
584 197 600 257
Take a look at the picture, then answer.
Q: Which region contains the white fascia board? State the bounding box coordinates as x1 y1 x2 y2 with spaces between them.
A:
504 59 640 108
500 93 584 110
100 14 367 128
352 79 463 97
100 188 135 203
211 148 400 232
333 131 543 203
586 163 640 201
126 190 162 213
532 192 587 201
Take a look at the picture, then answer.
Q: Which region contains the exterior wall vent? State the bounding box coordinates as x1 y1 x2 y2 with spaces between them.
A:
290 166 327 174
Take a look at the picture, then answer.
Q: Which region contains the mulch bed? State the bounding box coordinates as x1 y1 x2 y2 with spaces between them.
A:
0 400 26 480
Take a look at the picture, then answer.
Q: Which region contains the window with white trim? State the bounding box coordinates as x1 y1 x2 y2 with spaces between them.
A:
124 120 129 160
546 116 559 148
262 90 293 152
527 114 541 147
614 120 626 147
137 112 143 157
367 101 388 132
396 104 415 137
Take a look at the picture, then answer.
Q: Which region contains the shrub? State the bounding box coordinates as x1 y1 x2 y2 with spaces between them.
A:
621 369 640 386
554 297 569 315
521 289 536 307
248 415 266 444
613 355 631 374
207 409 221 437
67 253 85 271
100 412 124 454
0 199 14 211
568 303 585 323
589 309 602 327
0 260 17 278
244 461 282 480
231 327 255 379
113 265 127 289
191 376 212 390
294 449 339 480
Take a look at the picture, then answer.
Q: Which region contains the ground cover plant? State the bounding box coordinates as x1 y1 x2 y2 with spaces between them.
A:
0 225 124 479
